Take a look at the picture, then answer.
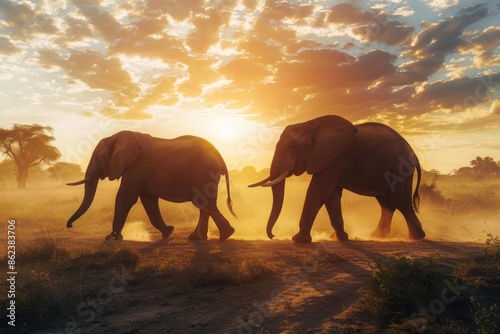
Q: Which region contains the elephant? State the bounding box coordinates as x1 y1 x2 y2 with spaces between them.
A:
249 115 425 243
66 131 236 241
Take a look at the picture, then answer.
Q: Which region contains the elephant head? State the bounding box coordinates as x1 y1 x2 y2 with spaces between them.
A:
66 131 142 228
249 115 357 239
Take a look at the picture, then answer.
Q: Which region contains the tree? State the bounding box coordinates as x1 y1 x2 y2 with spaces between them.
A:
470 156 500 175
0 124 61 189
47 162 84 185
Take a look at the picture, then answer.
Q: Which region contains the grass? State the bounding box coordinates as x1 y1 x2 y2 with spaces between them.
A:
0 236 277 332
0 237 141 332
455 231 500 286
359 233 500 333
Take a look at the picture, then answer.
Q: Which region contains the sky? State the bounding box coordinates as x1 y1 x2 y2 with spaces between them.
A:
0 0 499 174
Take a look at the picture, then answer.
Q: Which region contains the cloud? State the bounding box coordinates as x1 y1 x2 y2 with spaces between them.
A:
0 0 59 40
408 4 488 59
0 0 497 130
411 73 500 112
327 3 414 45
460 26 500 66
491 99 500 115
72 0 124 43
0 36 20 55
220 58 271 86
384 4 490 86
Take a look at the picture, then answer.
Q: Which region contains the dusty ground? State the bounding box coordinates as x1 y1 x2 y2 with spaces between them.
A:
24 237 482 334
1 176 499 333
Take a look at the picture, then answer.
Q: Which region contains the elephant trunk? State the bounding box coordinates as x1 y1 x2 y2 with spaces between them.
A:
66 176 99 228
266 179 285 239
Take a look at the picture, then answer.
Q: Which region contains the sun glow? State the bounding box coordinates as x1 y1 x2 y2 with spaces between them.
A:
209 116 250 140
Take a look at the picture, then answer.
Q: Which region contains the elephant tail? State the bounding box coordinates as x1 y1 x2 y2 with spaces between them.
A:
223 168 237 219
214 148 237 219
413 162 421 214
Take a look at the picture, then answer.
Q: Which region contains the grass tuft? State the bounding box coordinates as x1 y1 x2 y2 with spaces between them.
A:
359 255 470 332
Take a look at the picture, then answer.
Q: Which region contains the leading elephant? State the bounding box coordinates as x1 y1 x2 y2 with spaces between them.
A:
67 131 236 241
249 115 425 243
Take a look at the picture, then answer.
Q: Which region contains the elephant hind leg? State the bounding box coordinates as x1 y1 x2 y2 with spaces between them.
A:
140 194 174 239
372 196 395 239
400 208 425 240
188 210 210 241
394 182 426 240
205 205 235 242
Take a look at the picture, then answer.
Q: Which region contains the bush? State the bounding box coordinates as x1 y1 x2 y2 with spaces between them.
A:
456 231 500 286
359 256 470 332
420 172 447 206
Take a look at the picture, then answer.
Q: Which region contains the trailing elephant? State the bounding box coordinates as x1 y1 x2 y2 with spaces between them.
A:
249 115 425 243
67 131 236 241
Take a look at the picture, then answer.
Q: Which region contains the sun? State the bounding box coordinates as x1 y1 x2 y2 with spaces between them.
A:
209 116 249 140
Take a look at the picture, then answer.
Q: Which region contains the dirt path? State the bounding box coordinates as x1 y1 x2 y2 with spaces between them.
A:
29 238 480 334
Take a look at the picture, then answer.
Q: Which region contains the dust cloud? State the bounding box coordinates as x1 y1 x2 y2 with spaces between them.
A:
121 221 153 242
0 171 497 244
220 174 500 243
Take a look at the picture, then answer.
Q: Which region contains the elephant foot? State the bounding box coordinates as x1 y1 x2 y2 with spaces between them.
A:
371 228 390 239
161 226 175 239
292 231 312 243
188 231 208 241
105 231 123 241
331 231 349 241
408 230 426 241
219 225 235 242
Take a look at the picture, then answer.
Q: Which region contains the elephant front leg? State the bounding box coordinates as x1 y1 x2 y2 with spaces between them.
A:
325 188 349 241
188 210 209 240
140 194 174 239
293 181 328 243
107 185 140 241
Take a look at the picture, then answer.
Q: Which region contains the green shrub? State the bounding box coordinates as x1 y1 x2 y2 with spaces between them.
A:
359 256 470 332
456 231 500 286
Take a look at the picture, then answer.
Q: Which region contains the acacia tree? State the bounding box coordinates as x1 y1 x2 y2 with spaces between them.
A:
470 156 500 175
0 124 61 189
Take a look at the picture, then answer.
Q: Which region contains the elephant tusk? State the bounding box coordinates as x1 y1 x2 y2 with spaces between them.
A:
261 171 289 187
248 176 271 188
66 176 92 186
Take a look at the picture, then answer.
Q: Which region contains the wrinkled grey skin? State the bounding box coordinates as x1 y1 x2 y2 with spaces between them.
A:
250 115 425 243
67 131 236 241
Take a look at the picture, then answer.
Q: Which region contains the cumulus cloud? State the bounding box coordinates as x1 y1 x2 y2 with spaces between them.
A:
0 36 20 55
0 0 59 40
0 0 498 129
460 26 500 66
327 3 414 45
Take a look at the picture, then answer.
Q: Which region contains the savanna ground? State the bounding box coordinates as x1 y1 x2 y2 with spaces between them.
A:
0 172 499 333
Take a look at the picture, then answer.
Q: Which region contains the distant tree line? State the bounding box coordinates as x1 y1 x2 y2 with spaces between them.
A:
452 156 500 176
1 124 499 189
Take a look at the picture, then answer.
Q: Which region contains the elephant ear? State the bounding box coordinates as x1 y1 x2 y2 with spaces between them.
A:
306 116 357 175
99 132 141 181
